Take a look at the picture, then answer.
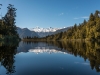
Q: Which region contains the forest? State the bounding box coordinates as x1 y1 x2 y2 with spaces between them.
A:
23 10 100 41
0 4 20 42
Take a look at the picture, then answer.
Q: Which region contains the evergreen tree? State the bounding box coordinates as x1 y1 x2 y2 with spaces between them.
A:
3 4 18 36
89 13 95 21
94 10 100 18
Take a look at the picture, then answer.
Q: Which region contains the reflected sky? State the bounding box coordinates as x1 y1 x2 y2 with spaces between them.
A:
0 41 100 75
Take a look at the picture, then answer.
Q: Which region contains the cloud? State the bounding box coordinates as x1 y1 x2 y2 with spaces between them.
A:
98 14 100 17
82 63 89 65
73 18 79 19
59 13 64 16
74 16 89 20
74 62 89 66
74 62 80 64
81 16 89 19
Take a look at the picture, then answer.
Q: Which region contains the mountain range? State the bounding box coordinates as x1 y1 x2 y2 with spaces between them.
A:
17 27 69 38
17 27 39 38
30 27 69 37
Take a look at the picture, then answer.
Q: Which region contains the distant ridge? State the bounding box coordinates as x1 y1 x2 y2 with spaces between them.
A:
17 26 70 38
17 27 39 39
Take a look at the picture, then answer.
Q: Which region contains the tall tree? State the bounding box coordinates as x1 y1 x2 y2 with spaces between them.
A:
89 13 95 21
94 10 100 18
3 4 18 36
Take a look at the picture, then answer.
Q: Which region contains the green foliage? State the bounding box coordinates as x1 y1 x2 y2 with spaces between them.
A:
0 4 20 41
23 10 100 41
41 10 100 41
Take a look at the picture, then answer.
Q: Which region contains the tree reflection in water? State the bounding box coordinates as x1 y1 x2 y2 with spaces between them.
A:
2 40 100 74
0 42 19 74
24 41 100 72
48 41 100 72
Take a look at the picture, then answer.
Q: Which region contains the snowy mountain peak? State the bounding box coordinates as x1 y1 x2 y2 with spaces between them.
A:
30 27 62 32
16 26 69 38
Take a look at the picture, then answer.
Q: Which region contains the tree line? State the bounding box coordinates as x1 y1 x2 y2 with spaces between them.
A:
23 10 100 41
45 10 100 41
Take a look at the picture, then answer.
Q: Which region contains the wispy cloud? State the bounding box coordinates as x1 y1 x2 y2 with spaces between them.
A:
82 63 89 65
74 16 89 19
73 18 79 19
74 62 80 64
74 62 89 66
81 16 89 19
59 13 64 16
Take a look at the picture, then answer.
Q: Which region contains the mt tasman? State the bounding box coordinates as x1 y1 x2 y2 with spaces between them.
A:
17 27 69 38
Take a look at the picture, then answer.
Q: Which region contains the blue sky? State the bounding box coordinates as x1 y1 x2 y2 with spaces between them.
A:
0 0 100 28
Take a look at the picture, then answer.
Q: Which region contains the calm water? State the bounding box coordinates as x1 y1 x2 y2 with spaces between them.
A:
0 41 100 75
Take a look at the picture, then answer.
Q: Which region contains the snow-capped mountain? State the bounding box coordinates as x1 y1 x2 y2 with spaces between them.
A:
30 26 61 32
17 26 70 38
30 27 68 37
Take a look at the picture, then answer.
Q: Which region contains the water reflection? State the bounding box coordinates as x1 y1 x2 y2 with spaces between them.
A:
0 41 100 75
45 41 100 72
29 47 68 54
18 41 69 54
0 42 19 74
23 41 100 72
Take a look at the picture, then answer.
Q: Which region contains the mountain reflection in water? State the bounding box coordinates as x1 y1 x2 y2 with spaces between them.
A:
19 41 100 72
0 41 100 75
29 47 68 54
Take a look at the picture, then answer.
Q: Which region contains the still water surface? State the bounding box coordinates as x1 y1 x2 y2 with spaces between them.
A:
0 41 100 75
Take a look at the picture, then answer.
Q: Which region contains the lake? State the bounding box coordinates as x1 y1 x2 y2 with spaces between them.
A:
0 41 100 75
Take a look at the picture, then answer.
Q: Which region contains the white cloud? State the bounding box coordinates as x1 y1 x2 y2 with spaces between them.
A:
74 62 80 64
74 62 89 66
81 16 89 19
73 18 79 19
74 16 89 20
82 63 89 65
59 13 64 16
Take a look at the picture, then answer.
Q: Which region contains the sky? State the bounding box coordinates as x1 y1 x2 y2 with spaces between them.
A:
0 0 100 28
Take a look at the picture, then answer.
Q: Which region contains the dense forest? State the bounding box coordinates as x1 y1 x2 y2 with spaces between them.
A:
45 10 100 41
0 4 20 41
23 10 100 41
